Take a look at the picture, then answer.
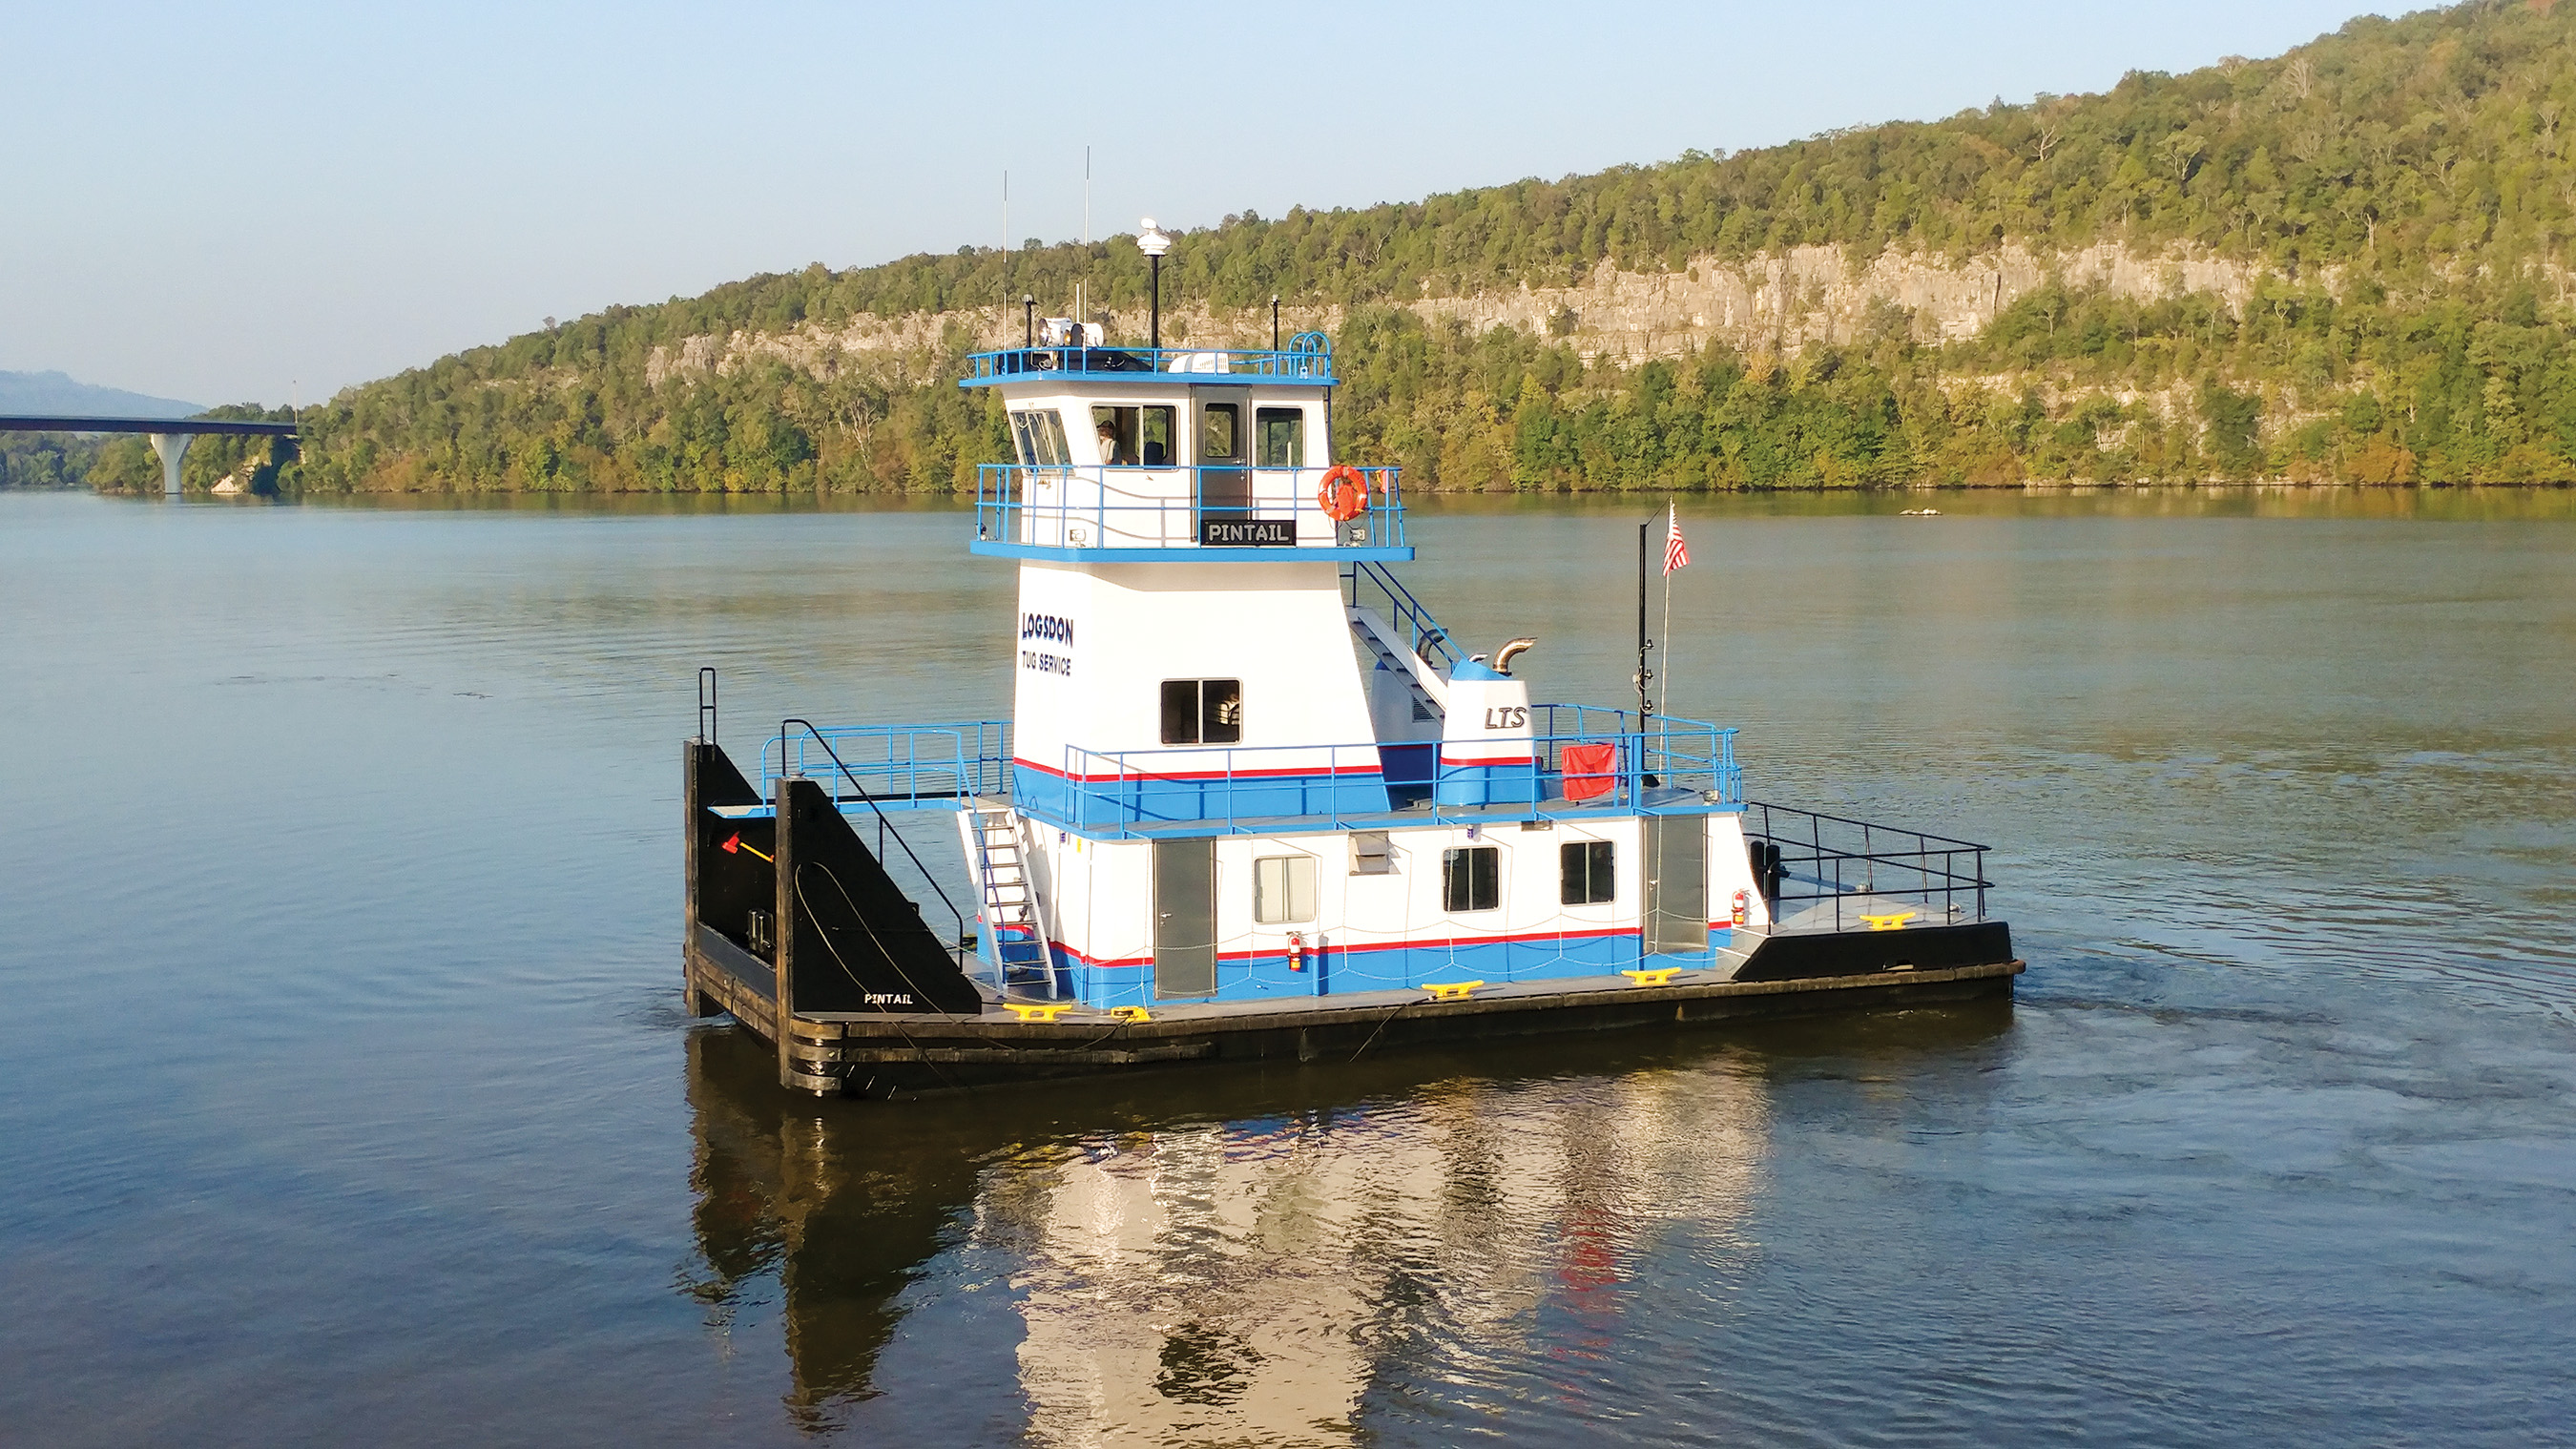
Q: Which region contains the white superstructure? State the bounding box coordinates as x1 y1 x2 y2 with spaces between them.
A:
929 333 1761 1008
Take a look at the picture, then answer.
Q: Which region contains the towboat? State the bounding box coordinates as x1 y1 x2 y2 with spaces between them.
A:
682 326 2018 1096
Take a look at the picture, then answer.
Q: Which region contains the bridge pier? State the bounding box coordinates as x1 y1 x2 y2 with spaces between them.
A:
147 432 192 497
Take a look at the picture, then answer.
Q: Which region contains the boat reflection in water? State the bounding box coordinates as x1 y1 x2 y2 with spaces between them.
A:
679 1004 2009 1440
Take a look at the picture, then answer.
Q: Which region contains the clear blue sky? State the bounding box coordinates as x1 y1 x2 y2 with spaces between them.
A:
5 0 2383 406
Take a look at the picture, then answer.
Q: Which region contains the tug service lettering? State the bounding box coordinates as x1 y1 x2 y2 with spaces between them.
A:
1019 611 1075 676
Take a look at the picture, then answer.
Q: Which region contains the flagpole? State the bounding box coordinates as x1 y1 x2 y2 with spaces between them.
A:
1659 503 1675 720
1636 518 1653 728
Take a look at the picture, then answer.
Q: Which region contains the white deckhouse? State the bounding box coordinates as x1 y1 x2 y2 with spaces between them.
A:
880 328 1759 1007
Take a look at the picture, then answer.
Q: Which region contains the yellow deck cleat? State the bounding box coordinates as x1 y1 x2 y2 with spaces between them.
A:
1860 911 1919 931
1621 967 1682 986
1423 980 1485 1001
1109 1005 1153 1023
1004 1003 1074 1023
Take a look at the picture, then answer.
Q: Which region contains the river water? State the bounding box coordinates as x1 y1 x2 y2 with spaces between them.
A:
3 487 2572 1445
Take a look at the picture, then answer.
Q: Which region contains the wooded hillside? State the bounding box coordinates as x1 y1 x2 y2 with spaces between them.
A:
117 0 2576 494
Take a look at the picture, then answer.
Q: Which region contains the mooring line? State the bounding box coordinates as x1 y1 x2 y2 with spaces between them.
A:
796 864 966 1094
1349 997 1414 1064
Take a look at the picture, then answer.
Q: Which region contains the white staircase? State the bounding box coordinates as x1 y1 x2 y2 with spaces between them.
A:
959 797 1055 997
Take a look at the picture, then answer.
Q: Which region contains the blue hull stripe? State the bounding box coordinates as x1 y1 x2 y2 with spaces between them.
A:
1045 930 1732 1008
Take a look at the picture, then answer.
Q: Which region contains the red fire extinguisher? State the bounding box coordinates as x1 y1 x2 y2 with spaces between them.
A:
1731 890 1750 927
1287 931 1306 971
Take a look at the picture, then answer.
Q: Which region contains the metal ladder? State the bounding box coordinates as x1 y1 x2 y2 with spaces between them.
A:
964 798 1055 998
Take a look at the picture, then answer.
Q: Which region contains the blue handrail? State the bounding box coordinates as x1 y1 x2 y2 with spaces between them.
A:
975 463 1403 552
962 336 1335 383
1049 711 1740 836
754 711 1743 839
762 720 1013 808
769 718 977 951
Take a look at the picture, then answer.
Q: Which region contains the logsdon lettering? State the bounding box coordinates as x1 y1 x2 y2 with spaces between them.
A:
1019 612 1074 647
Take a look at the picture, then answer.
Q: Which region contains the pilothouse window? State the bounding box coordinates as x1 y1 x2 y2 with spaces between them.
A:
1158 678 1243 745
1142 406 1174 466
1008 408 1071 467
1255 408 1305 467
1091 405 1174 466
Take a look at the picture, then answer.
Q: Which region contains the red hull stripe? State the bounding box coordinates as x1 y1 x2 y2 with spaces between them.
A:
1044 942 1153 969
1045 922 1667 970
1016 757 1384 783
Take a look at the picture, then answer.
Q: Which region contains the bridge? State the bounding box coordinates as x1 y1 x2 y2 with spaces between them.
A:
0 414 300 496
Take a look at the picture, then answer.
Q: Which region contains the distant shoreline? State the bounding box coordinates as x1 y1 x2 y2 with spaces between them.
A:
39 478 2573 496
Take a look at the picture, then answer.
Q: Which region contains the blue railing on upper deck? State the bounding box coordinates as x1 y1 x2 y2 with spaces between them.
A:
756 710 1741 837
1052 709 1740 836
762 720 1012 808
976 463 1404 552
963 331 1333 384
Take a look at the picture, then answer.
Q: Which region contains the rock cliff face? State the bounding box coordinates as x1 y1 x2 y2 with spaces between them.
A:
1409 242 2273 359
642 240 2275 385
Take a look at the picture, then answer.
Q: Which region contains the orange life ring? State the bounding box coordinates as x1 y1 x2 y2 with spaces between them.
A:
1318 465 1368 522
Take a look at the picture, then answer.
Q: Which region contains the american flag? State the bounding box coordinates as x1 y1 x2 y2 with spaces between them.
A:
1662 503 1690 575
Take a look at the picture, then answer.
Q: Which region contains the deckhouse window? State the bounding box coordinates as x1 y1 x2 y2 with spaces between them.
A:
1254 856 1317 924
1009 408 1071 467
1159 678 1242 745
1561 840 1614 905
1442 846 1500 913
1141 405 1174 466
1091 405 1174 466
1255 408 1305 467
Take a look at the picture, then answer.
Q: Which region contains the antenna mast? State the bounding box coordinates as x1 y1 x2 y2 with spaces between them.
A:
1077 146 1091 333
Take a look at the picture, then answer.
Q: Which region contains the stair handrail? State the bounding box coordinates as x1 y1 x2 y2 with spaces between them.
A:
775 717 970 948
1343 561 1458 669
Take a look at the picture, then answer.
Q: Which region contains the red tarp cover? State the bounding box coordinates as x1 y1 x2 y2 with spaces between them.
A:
1561 741 1618 801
